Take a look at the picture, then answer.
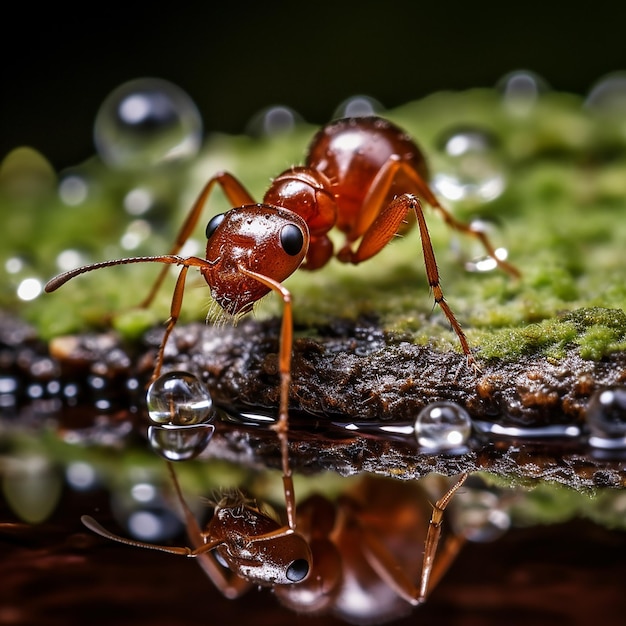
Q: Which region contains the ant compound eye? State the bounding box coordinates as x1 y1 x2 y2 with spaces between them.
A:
285 558 309 582
206 213 225 240
280 224 304 256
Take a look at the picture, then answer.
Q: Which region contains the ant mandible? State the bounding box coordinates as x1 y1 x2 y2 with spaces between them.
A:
46 116 515 609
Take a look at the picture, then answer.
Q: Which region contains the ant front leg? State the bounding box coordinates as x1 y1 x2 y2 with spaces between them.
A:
140 172 256 309
238 267 298 530
164 462 252 599
45 253 212 383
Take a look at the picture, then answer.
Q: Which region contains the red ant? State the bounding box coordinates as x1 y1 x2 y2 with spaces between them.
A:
82 467 469 621
46 115 516 612
46 115 518 427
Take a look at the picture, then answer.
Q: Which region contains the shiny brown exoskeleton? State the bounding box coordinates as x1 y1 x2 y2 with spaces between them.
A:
83 469 468 623
47 117 515 611
46 116 518 433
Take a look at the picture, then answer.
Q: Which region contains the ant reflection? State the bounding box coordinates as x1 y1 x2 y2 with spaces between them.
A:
83 469 468 624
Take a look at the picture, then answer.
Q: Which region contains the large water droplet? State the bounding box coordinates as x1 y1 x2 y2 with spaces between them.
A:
414 401 472 451
587 386 626 449
147 371 215 425
148 423 215 461
94 78 202 169
432 127 507 209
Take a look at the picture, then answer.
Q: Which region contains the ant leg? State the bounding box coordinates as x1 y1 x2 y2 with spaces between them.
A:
140 172 256 308
405 168 520 279
238 267 297 530
151 263 189 382
45 253 213 382
164 462 252 599
417 473 468 602
352 157 520 279
343 195 474 365
149 255 216 382
355 474 468 607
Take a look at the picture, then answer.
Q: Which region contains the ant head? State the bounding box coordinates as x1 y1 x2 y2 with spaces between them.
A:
210 502 312 586
202 204 309 316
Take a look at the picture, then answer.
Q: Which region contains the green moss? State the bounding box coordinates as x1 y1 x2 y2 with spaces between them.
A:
1 88 625 363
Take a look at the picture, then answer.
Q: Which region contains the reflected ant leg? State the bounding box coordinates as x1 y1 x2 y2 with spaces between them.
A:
417 472 469 602
164 462 252 599
356 473 468 607
139 172 256 309
238 266 297 530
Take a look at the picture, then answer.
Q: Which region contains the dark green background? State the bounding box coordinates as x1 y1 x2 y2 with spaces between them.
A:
2 1 626 169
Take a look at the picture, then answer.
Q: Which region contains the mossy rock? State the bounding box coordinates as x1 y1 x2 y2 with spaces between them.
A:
1 88 625 500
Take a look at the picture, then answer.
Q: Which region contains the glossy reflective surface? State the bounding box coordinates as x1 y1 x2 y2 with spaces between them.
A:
1 489 625 626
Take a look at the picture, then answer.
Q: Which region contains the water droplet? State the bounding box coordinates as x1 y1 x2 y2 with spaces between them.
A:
246 105 302 137
333 95 383 118
473 420 581 440
148 423 215 461
124 187 155 216
56 249 89 272
5 256 25 274
66 461 98 491
450 218 509 273
0 376 18 395
127 511 167 540
120 219 152 250
497 70 550 117
451 478 510 542
131 482 157 503
58 173 90 206
414 401 472 451
585 72 626 118
432 127 507 209
16 277 43 301
94 78 202 169
587 387 626 449
111 479 183 541
146 371 215 425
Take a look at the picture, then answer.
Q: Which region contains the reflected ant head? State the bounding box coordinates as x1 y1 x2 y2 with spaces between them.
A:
202 204 309 317
209 492 311 586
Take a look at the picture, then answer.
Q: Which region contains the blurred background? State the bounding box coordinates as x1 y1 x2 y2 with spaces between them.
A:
3 0 626 170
